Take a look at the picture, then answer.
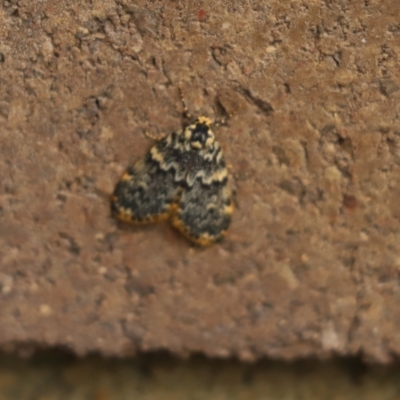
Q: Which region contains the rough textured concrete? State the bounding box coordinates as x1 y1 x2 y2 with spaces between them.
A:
1 0 400 362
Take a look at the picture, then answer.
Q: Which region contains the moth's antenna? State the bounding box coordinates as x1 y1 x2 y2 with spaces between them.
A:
179 85 192 120
144 130 167 141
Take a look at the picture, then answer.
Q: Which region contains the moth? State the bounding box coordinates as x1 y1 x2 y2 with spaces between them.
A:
111 95 233 246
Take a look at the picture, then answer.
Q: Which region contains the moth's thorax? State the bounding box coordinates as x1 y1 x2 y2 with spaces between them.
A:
184 116 215 150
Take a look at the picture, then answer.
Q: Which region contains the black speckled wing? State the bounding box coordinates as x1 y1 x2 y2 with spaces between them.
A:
111 117 233 245
111 133 184 223
171 140 233 245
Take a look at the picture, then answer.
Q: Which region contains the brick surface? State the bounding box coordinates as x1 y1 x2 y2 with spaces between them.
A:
1 0 400 362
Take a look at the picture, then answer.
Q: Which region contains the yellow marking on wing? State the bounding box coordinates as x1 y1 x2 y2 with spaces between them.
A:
113 205 171 225
150 146 165 164
111 192 175 225
171 213 223 246
224 202 234 216
121 172 133 181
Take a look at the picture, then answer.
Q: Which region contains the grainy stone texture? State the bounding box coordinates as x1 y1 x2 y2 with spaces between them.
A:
0 0 400 362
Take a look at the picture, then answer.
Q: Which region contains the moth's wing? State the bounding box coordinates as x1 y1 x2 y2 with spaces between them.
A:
111 134 183 223
171 141 233 245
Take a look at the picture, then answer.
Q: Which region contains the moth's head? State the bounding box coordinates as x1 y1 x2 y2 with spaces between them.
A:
185 116 215 150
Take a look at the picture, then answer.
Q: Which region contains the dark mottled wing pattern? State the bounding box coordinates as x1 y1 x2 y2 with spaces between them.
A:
111 119 233 245
111 133 183 223
171 140 233 245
